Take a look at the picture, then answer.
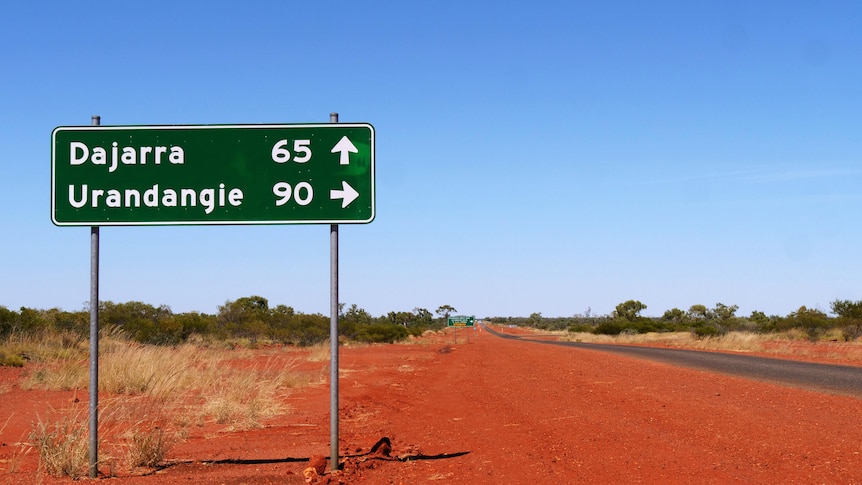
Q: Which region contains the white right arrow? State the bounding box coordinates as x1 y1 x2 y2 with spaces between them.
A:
331 136 358 165
330 181 359 208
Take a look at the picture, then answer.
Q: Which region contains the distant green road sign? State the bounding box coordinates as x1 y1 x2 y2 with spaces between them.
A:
447 315 475 327
51 123 375 226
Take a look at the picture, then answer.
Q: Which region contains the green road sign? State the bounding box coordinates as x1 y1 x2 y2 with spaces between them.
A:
447 315 475 327
51 123 374 226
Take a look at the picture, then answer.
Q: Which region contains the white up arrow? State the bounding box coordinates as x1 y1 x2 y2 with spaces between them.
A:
331 136 358 165
330 181 359 208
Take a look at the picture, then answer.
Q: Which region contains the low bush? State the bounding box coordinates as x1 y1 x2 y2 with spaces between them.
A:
691 324 722 339
568 323 594 333
594 321 626 335
354 323 409 343
842 324 862 342
0 351 25 367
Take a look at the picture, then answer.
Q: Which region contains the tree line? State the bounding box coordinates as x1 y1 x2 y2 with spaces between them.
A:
0 297 459 346
491 299 862 342
4 297 862 347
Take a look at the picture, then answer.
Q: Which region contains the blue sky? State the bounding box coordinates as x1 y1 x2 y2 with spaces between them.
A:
2 1 861 319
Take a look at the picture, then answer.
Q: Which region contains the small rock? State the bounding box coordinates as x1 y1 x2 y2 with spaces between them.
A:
302 466 318 483
309 454 328 475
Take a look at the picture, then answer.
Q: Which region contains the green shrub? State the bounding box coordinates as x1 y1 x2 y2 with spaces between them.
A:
405 324 428 337
692 324 721 339
0 351 25 367
354 323 409 343
841 324 862 342
568 323 593 333
0 306 18 337
594 321 625 335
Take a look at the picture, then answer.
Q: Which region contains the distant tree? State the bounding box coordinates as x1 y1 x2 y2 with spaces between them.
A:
787 306 829 341
292 312 329 345
712 302 739 328
436 305 457 322
0 306 17 337
272 304 295 319
829 300 862 341
748 310 770 327
217 296 270 341
15 307 53 334
688 304 709 321
830 300 862 320
41 308 88 335
413 308 434 327
613 300 646 322
686 302 739 337
171 311 215 339
236 296 268 311
267 305 296 342
528 312 543 327
386 311 416 327
344 304 373 325
100 301 176 344
712 303 737 320
661 308 687 325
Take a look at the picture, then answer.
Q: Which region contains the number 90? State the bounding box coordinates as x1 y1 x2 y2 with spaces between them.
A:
273 182 313 206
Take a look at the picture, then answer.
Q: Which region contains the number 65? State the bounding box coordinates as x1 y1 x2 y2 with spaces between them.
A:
271 139 311 163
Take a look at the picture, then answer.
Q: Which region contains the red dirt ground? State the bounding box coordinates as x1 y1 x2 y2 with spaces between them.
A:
2 326 862 484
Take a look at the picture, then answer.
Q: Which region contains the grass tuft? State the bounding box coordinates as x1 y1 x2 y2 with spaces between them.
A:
126 426 169 468
28 411 90 479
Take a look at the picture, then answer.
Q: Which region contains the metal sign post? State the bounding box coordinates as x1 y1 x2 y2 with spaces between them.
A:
88 115 100 479
329 112 341 473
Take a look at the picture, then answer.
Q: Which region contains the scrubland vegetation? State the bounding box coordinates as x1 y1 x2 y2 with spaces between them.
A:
0 296 453 478
0 296 446 358
562 329 862 362
491 299 862 343
2 295 861 477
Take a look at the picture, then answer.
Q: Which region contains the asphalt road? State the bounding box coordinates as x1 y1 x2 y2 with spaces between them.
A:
484 325 862 399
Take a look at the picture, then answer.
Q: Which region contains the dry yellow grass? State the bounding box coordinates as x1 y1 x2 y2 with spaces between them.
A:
305 340 331 362
563 330 862 361
12 336 324 477
28 410 90 479
565 330 767 350
0 331 84 368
